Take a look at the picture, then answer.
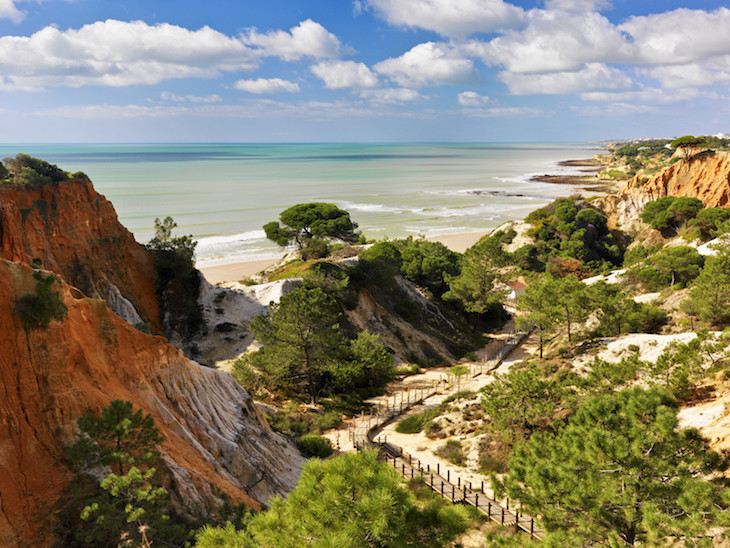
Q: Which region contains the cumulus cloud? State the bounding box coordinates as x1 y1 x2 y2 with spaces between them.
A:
364 0 525 37
234 78 300 93
620 8 730 66
160 92 223 103
499 63 633 95
360 88 422 103
0 0 24 22
241 19 347 61
458 91 490 106
640 60 730 89
311 60 379 89
543 0 612 13
375 42 479 88
468 11 630 73
0 20 259 89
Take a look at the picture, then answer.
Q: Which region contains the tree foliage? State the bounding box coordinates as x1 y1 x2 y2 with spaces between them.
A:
240 451 469 547
249 286 393 403
523 197 621 273
264 203 360 256
146 215 197 263
65 400 182 547
502 388 728 546
641 196 703 235
442 239 505 314
687 241 730 326
627 245 704 290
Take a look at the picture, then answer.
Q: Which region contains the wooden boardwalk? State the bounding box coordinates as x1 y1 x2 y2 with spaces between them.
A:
350 331 543 540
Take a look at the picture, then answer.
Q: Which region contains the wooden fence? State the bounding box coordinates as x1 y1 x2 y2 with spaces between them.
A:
349 330 542 539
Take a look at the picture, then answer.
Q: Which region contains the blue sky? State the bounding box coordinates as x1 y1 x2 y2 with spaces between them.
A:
1 0 729 142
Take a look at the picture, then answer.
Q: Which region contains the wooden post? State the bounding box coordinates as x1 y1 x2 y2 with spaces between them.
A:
515 510 519 532
451 485 455 503
447 470 450 482
501 508 505 526
440 482 444 496
487 502 491 520
475 493 479 508
457 477 460 488
437 463 440 475
401 463 405 475
427 464 430 473
430 473 433 488
530 518 534 539
481 481 484 494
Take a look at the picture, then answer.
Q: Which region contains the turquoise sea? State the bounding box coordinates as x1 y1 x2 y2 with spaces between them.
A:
0 143 604 266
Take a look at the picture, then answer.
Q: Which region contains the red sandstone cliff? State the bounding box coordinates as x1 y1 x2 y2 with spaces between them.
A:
0 258 303 547
0 178 161 330
601 150 730 234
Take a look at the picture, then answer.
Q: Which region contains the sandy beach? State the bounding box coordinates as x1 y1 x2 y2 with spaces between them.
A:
198 231 488 285
197 155 609 285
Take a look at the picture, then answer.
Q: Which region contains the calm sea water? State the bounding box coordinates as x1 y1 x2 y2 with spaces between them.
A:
0 143 603 266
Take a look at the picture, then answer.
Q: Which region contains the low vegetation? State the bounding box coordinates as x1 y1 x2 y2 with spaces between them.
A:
14 270 67 330
1 153 88 185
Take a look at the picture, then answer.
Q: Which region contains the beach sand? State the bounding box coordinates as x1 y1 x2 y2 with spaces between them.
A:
198 231 488 285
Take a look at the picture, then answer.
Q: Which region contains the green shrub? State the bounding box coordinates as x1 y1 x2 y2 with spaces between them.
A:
14 271 67 330
434 439 466 466
296 433 334 458
395 407 443 434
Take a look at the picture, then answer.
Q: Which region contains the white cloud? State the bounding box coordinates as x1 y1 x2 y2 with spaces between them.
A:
460 106 548 117
468 11 630 73
0 0 24 22
353 1 363 16
311 60 379 89
543 0 611 13
241 19 347 61
39 99 407 121
365 0 525 38
458 91 490 106
620 8 730 66
160 92 222 103
0 20 259 89
375 42 478 88
580 87 707 105
234 78 300 93
360 88 422 103
640 59 730 89
499 63 633 95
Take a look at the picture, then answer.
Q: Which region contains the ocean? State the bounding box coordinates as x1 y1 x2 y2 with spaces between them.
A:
0 143 604 266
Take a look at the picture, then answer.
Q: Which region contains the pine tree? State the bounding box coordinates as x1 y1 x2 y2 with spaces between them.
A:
501 388 729 545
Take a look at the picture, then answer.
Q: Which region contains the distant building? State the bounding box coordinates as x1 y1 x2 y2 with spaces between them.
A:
504 280 527 300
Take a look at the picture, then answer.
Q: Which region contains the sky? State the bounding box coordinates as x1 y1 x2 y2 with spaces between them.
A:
1 0 730 142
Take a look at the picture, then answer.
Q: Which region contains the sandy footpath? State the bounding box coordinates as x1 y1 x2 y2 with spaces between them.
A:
198 231 488 285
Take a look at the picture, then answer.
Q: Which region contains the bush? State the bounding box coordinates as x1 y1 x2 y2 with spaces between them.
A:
395 407 443 434
434 439 466 466
14 271 67 330
296 433 334 458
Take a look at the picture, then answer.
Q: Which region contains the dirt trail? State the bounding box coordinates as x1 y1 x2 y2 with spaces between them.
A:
323 323 539 499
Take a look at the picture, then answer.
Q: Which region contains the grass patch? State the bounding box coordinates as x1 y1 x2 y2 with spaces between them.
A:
395 405 447 434
267 260 317 281
434 439 467 467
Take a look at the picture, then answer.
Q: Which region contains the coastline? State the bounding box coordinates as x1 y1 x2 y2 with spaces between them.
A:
198 154 611 285
198 231 488 285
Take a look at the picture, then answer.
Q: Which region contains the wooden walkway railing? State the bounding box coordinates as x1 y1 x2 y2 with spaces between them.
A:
349 330 542 540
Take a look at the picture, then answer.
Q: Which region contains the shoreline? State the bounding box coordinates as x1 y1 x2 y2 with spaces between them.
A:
199 156 612 285
198 231 488 285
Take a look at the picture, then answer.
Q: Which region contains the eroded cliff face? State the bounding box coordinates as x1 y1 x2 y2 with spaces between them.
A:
0 259 303 547
601 151 730 234
0 179 161 330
